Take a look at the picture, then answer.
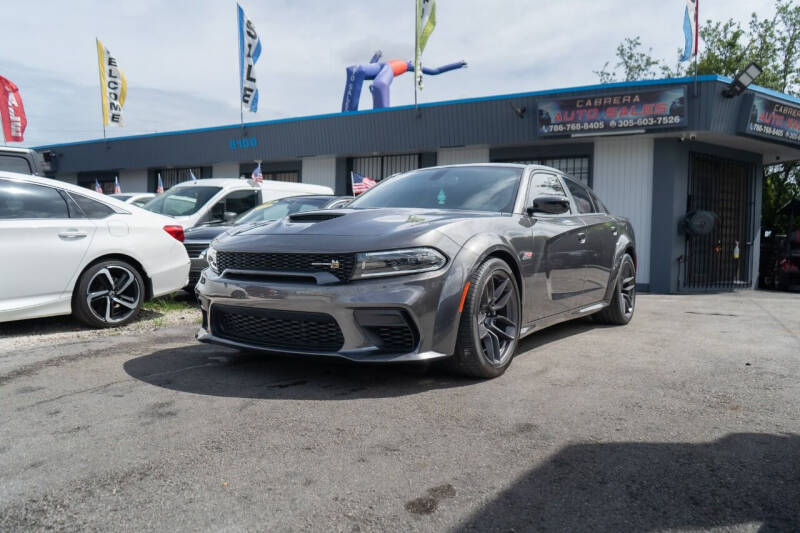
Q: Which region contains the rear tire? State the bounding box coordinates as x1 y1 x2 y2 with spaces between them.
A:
596 253 636 325
73 260 144 328
448 258 521 379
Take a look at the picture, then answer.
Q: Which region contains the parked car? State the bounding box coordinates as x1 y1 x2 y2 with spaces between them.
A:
0 171 190 327
761 229 800 291
0 146 44 175
141 178 333 230
183 195 352 288
196 164 636 379
110 192 155 207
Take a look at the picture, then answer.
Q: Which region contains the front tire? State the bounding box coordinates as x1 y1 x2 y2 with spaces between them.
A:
449 257 521 379
596 253 636 325
73 260 144 328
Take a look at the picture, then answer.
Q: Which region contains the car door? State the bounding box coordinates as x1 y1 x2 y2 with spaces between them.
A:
0 179 97 312
525 172 589 321
563 178 615 303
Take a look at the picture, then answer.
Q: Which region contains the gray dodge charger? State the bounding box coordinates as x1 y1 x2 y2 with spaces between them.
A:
196 164 636 378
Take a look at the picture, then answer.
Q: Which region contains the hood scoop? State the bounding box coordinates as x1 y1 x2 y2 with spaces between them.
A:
288 211 347 223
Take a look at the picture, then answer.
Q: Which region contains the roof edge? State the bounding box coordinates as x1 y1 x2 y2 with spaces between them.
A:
33 74 800 150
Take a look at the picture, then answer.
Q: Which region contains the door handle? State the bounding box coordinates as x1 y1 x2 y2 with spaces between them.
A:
58 229 88 240
577 232 587 244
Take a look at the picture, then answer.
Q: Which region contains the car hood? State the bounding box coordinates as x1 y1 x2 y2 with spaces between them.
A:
184 225 233 241
214 208 502 253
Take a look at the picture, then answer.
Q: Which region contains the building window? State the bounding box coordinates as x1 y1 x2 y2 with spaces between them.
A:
497 156 591 185
151 167 212 191
350 154 420 182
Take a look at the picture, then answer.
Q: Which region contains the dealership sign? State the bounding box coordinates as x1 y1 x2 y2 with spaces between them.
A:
537 87 687 136
740 94 800 146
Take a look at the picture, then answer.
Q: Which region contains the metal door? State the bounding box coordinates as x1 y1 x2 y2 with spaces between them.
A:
682 153 756 291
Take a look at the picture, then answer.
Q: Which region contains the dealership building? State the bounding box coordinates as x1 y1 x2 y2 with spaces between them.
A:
36 75 800 294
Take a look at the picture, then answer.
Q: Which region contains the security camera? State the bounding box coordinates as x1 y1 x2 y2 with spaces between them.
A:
689 133 697 141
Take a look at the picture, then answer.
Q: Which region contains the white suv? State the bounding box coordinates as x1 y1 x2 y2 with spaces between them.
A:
141 178 333 230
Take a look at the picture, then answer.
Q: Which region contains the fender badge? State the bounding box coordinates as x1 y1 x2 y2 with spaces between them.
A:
521 251 534 261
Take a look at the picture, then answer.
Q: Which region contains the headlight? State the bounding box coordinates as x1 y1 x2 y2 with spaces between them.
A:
351 248 447 279
206 246 219 273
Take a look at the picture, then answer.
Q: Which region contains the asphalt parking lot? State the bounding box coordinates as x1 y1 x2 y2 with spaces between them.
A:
1 290 799 532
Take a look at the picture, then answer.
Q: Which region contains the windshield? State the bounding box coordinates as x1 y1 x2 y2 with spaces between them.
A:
110 194 131 201
348 166 522 213
234 196 334 224
142 186 221 217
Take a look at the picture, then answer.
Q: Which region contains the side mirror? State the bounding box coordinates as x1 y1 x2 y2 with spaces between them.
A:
527 195 571 216
223 211 237 224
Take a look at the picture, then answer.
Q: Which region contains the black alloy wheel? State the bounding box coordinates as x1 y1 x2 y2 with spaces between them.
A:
596 253 636 325
450 257 521 379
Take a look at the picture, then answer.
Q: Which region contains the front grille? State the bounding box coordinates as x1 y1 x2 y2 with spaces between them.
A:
365 325 417 354
211 305 344 352
184 242 209 258
216 251 355 282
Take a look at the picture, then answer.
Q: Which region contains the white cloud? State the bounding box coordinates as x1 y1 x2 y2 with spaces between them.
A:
0 0 775 147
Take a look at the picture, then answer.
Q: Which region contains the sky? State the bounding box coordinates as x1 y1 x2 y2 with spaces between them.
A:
0 0 777 147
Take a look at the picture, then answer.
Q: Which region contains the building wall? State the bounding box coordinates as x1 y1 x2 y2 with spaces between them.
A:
437 145 489 165
301 156 337 190
592 137 654 286
212 161 240 179
118 168 148 192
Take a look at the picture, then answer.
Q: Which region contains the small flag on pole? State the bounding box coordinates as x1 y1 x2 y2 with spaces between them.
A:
156 173 165 194
94 179 103 194
680 0 699 62
237 4 262 113
113 176 121 194
189 169 198 182
251 162 263 183
351 171 377 195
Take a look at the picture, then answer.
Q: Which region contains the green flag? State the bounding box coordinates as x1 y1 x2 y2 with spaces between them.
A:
415 0 436 91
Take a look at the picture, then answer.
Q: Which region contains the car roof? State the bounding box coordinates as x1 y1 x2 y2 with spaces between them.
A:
0 171 136 208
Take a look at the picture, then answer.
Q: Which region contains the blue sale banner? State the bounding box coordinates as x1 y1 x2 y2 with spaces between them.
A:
537 87 687 136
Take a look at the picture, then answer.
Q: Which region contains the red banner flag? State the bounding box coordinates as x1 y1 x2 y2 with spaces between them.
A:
0 76 27 142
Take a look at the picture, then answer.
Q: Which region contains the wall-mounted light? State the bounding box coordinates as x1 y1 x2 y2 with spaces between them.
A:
722 63 763 98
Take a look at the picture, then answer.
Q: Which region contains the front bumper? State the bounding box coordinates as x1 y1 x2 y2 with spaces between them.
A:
194 265 464 362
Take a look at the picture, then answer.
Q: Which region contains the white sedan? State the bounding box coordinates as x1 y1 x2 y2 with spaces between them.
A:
0 172 190 327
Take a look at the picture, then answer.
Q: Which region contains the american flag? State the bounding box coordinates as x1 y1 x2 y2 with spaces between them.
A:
94 179 103 194
113 176 122 194
351 171 377 195
251 162 264 183
156 173 165 194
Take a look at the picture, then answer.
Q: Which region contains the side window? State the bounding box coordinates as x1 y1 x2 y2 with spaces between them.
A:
0 155 32 174
588 189 609 214
527 173 569 209
209 189 259 223
224 190 259 216
69 193 116 219
564 179 595 214
0 179 69 219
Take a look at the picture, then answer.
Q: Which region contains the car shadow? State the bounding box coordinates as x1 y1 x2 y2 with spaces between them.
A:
457 432 800 532
123 343 473 400
123 316 606 401
0 307 166 339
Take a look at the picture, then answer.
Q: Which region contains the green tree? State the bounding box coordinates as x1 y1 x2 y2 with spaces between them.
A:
594 0 800 233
